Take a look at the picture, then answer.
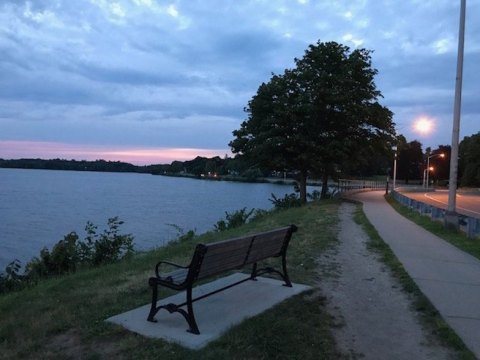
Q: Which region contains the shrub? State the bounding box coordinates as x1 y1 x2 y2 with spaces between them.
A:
80 217 134 266
27 232 80 278
269 193 303 209
214 208 255 232
308 190 322 201
1 217 134 295
0 260 25 293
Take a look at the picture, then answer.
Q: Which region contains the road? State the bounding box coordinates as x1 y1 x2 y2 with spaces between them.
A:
401 189 480 218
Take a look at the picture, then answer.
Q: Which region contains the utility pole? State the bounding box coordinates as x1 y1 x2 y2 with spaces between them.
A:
446 0 466 228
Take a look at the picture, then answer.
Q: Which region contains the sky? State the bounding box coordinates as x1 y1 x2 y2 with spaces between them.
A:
0 0 479 165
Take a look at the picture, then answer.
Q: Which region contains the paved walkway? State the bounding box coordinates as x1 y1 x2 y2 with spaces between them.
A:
351 191 480 358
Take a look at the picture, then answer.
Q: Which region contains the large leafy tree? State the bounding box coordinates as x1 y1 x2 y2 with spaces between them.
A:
459 132 480 186
396 139 423 183
230 41 395 202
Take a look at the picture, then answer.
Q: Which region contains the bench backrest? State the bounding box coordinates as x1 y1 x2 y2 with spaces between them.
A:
190 225 297 281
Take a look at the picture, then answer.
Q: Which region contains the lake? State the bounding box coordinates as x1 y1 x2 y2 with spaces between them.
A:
0 168 310 271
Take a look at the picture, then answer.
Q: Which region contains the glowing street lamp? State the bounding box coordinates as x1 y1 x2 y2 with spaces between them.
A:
426 153 445 189
423 166 435 188
413 116 435 136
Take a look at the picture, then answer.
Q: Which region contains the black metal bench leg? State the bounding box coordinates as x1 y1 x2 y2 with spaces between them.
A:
185 286 200 334
147 279 160 322
282 253 292 287
250 263 258 281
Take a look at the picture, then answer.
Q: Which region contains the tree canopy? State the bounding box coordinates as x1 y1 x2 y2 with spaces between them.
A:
230 41 395 202
459 132 480 186
396 137 423 183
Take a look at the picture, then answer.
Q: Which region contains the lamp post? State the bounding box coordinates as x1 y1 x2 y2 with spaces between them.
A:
392 146 398 190
446 0 466 227
426 153 445 189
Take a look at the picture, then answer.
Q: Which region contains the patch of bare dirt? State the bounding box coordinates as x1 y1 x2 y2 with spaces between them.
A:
46 328 126 360
318 202 456 359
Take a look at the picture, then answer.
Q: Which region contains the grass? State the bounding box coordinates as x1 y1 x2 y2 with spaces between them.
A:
386 195 480 261
0 200 342 360
353 202 476 360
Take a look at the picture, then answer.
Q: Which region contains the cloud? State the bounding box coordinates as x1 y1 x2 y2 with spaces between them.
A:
1 0 480 160
342 33 364 47
433 37 454 54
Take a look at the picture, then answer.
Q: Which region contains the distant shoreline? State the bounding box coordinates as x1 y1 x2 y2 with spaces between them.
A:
0 158 325 186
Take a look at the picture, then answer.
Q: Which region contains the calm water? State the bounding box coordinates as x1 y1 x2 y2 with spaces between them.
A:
0 168 307 270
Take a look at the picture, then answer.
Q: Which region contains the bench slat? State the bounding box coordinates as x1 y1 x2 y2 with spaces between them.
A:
198 241 252 278
196 227 291 279
201 236 253 256
245 229 289 263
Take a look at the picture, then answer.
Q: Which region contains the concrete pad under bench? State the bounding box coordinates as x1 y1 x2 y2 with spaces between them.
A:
107 273 311 350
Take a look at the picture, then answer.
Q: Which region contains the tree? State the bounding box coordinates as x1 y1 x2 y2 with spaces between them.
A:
459 132 480 186
397 140 423 184
230 41 395 202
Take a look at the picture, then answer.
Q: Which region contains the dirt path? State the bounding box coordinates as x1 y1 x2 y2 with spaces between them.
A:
319 202 455 359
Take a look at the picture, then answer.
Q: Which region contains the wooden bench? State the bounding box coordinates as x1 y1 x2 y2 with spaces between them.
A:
147 225 298 334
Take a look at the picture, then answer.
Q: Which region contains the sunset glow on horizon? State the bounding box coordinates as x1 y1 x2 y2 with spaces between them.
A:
0 141 230 165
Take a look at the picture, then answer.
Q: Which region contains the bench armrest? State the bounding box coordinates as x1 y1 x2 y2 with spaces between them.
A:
154 260 189 278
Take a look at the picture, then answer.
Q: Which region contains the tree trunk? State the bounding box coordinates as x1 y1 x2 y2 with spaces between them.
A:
321 171 329 199
298 172 308 204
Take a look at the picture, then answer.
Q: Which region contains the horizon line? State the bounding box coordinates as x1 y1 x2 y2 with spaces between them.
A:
0 140 231 166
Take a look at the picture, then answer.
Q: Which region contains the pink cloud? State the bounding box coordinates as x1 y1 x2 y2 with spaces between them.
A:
0 141 230 165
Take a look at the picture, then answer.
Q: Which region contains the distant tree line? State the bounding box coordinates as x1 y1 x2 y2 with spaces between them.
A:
3 132 480 187
0 158 137 173
2 130 480 187
0 153 395 183
0 156 269 181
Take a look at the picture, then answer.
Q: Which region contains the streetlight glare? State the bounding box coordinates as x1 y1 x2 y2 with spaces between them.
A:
413 116 435 135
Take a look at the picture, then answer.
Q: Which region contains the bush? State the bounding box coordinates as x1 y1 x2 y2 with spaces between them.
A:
214 208 255 231
27 232 80 278
269 193 303 209
308 190 322 201
1 217 134 295
0 260 25 293
80 217 134 266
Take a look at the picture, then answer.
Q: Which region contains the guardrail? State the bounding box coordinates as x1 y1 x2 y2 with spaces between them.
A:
337 179 387 193
391 190 480 239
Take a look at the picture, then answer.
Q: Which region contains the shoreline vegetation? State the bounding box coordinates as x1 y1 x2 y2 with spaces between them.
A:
0 157 325 186
0 192 313 293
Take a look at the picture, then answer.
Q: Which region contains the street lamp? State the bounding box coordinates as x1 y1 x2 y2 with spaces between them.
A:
426 153 445 189
392 146 398 190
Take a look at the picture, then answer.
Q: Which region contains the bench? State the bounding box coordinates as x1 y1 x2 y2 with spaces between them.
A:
147 224 298 334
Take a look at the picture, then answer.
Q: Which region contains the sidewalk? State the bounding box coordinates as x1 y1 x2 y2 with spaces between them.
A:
351 191 480 358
